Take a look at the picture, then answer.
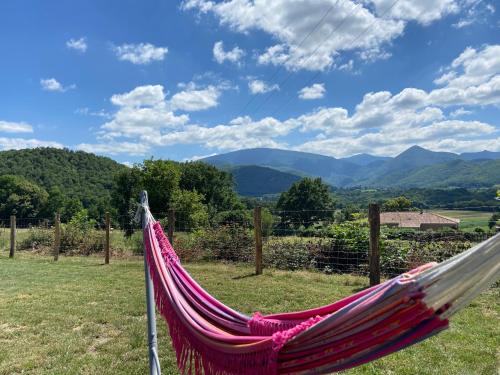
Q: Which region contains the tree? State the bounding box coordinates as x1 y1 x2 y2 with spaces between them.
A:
112 167 143 235
0 175 48 218
276 178 335 227
141 160 181 214
488 213 500 230
170 190 209 230
180 162 242 212
382 196 413 212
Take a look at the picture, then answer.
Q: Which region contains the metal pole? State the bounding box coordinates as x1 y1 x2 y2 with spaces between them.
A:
140 191 161 375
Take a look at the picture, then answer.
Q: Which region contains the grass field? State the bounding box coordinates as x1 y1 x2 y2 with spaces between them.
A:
430 210 495 232
0 254 498 375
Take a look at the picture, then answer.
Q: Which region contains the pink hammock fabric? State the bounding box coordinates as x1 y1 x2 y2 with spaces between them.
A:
143 220 500 374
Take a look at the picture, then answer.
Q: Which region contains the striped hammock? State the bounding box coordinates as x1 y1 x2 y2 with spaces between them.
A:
141 206 500 374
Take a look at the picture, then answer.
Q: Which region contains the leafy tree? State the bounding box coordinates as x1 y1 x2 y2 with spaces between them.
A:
382 196 413 212
61 198 84 222
488 213 500 230
68 209 97 232
41 187 66 217
0 175 48 218
170 190 209 230
141 160 181 214
112 167 143 235
276 178 335 227
180 162 242 211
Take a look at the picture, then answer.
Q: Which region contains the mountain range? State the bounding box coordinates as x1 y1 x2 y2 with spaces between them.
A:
203 146 500 195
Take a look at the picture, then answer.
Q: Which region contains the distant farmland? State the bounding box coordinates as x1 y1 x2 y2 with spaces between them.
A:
430 210 493 232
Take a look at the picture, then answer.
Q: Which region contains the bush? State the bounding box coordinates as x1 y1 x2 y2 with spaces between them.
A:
190 224 254 262
19 227 53 251
380 240 411 277
61 225 104 255
405 240 472 269
172 231 204 262
59 209 104 255
263 237 313 270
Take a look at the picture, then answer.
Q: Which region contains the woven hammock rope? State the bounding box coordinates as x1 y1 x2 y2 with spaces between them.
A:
140 203 500 375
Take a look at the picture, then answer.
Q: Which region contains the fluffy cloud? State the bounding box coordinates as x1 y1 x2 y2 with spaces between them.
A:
183 0 485 71
371 0 459 25
0 121 33 133
148 116 293 150
213 41 245 64
113 43 168 64
40 78 76 92
90 45 500 157
76 142 149 156
66 37 87 52
298 83 326 99
111 85 166 107
248 79 279 94
170 84 220 111
0 137 63 151
452 1 496 28
98 85 189 142
184 0 406 71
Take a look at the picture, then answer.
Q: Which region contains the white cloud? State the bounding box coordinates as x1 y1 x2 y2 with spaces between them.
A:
298 83 326 100
450 107 473 117
89 45 500 157
113 43 168 65
213 41 245 65
0 121 33 133
40 78 76 92
183 153 218 161
98 85 189 143
76 142 149 156
371 0 459 25
75 108 112 119
170 84 220 111
149 116 292 150
434 45 500 89
0 137 63 151
111 85 166 107
66 37 87 52
452 1 496 28
248 79 279 94
184 0 406 71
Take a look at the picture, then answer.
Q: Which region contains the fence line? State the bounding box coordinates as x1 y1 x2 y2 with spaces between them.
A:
0 207 496 283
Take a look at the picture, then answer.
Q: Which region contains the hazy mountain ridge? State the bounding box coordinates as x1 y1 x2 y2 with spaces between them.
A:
203 146 500 192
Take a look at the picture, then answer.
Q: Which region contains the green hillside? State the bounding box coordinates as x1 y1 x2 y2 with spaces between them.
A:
0 147 126 207
394 159 500 188
230 165 301 196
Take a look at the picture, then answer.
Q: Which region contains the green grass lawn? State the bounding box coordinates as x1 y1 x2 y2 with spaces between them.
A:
430 210 495 232
0 253 498 375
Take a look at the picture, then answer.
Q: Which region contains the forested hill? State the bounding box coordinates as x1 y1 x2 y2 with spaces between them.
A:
0 148 126 205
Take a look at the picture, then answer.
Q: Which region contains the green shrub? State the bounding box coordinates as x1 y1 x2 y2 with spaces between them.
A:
405 240 472 269
60 225 104 255
190 224 254 262
18 227 53 251
263 237 313 270
381 240 411 277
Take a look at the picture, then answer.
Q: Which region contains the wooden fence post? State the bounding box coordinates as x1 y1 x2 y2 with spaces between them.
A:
54 213 61 261
105 212 110 264
168 209 175 244
368 203 381 286
254 207 263 275
9 215 16 258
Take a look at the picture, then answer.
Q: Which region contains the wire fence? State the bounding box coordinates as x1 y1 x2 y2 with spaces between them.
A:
0 209 495 280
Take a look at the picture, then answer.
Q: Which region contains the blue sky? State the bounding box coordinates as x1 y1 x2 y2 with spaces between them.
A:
0 0 499 164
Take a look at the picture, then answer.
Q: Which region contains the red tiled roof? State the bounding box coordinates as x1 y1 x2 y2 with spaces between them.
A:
380 212 460 228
